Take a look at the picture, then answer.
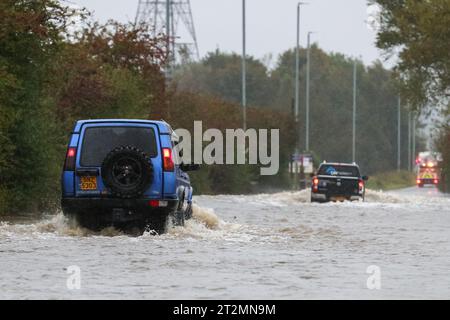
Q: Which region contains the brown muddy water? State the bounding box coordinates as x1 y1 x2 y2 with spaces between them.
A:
0 187 449 299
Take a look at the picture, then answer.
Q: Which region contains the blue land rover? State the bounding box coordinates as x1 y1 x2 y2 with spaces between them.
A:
61 119 198 234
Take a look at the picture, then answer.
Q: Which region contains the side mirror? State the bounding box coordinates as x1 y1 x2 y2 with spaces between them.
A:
362 175 369 181
180 163 200 172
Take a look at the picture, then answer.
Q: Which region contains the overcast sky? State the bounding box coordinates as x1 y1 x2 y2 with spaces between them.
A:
70 0 388 67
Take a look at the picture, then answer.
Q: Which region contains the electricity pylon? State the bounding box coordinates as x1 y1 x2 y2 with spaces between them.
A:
135 0 200 75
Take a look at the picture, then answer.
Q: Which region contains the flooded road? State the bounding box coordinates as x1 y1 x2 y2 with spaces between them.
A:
0 186 449 299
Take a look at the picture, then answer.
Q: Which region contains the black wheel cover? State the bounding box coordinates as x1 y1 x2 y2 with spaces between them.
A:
101 146 153 198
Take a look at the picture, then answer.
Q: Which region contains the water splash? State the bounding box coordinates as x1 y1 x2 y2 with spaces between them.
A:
192 204 220 229
0 212 124 238
364 189 403 203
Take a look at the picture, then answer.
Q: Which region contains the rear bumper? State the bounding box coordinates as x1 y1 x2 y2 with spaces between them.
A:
311 193 327 200
311 190 363 201
417 179 437 185
61 197 178 221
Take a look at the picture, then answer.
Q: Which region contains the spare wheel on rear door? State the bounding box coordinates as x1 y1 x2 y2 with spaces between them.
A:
101 145 153 198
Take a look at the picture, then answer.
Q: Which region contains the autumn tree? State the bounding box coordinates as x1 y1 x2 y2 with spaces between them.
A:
372 0 450 111
0 1 169 214
54 21 169 130
372 0 450 191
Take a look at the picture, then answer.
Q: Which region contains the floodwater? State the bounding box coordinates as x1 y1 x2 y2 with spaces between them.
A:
0 187 449 299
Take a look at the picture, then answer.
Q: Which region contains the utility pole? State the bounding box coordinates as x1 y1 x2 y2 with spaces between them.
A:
242 0 247 131
293 3 307 190
295 3 307 149
408 111 412 171
397 96 401 171
352 59 357 163
412 113 416 169
305 31 313 152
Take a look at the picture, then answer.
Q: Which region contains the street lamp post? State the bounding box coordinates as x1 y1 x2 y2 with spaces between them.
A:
242 0 247 131
397 96 401 171
408 111 412 171
305 31 314 152
293 2 307 189
412 113 416 169
295 3 307 145
352 59 357 163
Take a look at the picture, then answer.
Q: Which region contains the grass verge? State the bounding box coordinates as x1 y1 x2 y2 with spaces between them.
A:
366 170 416 191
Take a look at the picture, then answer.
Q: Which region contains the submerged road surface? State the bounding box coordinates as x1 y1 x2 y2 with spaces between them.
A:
0 187 449 299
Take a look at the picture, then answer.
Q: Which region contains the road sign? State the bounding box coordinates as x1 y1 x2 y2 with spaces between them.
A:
290 153 314 174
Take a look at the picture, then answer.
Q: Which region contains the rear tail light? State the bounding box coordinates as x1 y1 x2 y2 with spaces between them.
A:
358 179 364 191
416 179 421 184
312 176 319 192
162 148 174 171
148 200 168 207
148 200 159 207
64 147 76 171
434 179 439 184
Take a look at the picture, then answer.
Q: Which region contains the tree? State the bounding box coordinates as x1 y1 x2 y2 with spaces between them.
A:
372 0 450 192
0 0 78 212
173 50 274 108
270 45 409 174
372 0 450 111
173 44 419 175
53 21 168 130
0 2 169 214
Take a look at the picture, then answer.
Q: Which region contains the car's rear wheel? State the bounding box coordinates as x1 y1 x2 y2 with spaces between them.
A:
311 196 327 203
169 192 188 227
74 213 169 235
185 203 193 220
74 214 107 232
170 211 185 227
145 214 168 234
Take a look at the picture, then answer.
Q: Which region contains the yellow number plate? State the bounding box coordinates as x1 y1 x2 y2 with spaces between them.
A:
331 196 346 202
80 176 97 190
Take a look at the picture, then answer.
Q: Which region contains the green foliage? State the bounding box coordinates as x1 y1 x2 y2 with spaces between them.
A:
0 2 167 215
0 67 17 178
174 47 418 175
52 20 168 130
173 50 274 108
167 91 296 194
0 0 74 213
3 1 442 214
372 0 450 111
372 0 450 192
436 126 450 193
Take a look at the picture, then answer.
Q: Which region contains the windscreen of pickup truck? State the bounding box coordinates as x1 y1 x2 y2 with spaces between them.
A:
318 165 360 177
80 126 157 166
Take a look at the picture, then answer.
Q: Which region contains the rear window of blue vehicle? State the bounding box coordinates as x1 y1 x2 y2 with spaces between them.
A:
318 165 360 177
80 126 157 166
